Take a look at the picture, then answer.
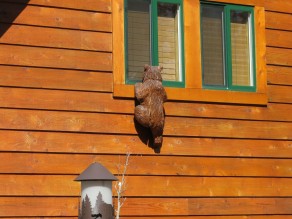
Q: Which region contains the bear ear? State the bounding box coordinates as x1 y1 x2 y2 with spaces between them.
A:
144 64 150 71
158 65 163 71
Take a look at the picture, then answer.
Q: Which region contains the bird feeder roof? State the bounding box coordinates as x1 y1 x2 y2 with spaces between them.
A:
75 162 118 181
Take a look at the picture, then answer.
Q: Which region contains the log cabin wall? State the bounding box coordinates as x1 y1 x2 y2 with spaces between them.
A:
0 0 291 218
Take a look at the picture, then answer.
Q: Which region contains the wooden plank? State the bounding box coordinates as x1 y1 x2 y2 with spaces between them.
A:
187 198 292 216
0 218 77 219
266 11 292 31
2 87 292 122
166 102 292 122
0 45 112 71
0 24 112 52
1 175 292 197
1 109 292 139
0 109 134 134
266 29 292 49
0 175 78 196
0 66 112 92
0 0 111 12
1 217 292 219
121 198 188 216
120 217 292 219
125 176 292 197
0 197 291 217
202 0 264 6
0 197 78 216
1 153 292 177
269 85 292 103
254 6 267 94
112 0 126 87
265 0 292 13
184 0 202 89
121 198 292 216
0 88 132 113
122 217 292 219
167 116 292 140
1 130 291 158
0 2 111 32
266 47 292 67
267 65 292 86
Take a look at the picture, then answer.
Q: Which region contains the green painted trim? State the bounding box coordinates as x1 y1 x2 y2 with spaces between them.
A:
159 0 185 87
200 1 256 92
225 4 232 89
152 0 159 66
200 3 227 90
227 4 256 92
124 0 130 84
125 0 185 87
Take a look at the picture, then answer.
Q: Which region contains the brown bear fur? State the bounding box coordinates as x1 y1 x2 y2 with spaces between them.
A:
134 65 167 147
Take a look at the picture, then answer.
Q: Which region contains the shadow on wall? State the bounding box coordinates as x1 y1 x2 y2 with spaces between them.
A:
0 1 30 37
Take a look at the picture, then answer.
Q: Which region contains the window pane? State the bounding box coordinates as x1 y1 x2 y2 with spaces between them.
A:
158 3 181 82
230 10 252 86
201 5 225 86
127 0 150 81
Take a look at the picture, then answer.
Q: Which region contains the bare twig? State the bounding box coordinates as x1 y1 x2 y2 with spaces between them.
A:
115 152 131 219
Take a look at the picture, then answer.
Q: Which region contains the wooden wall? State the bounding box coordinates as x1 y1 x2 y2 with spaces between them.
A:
0 0 291 218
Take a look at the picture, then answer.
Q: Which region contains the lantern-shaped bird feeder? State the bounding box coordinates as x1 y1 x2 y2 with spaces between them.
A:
75 162 117 219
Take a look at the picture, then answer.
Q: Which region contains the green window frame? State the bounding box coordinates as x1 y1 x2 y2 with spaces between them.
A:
201 2 256 92
125 0 185 88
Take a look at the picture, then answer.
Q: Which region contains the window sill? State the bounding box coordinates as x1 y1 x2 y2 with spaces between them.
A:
113 84 267 105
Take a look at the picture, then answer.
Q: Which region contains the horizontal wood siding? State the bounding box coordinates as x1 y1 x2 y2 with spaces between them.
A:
0 0 291 218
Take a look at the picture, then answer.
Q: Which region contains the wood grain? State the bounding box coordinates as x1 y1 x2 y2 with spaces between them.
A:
1 109 292 139
0 45 112 71
267 65 292 85
0 1 291 218
0 217 291 219
187 198 292 216
110 217 292 219
165 102 292 122
266 47 292 67
265 0 292 13
119 216 292 219
1 175 292 197
1 131 291 158
0 197 291 217
0 88 132 113
202 0 264 6
0 197 78 216
125 176 292 197
269 85 292 103
1 153 291 177
254 6 267 94
1 87 292 122
114 84 268 104
266 11 292 31
0 24 112 51
0 66 113 92
122 198 292 216
266 29 292 49
0 0 112 12
0 2 111 32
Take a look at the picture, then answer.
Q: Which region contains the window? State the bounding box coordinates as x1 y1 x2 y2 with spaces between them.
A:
113 0 267 105
201 2 256 92
125 0 185 87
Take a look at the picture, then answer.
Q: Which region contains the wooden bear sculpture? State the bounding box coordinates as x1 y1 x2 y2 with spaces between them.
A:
134 65 167 148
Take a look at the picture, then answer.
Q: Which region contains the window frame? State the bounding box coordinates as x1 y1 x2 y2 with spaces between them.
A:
125 0 186 87
113 0 267 105
201 2 256 92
